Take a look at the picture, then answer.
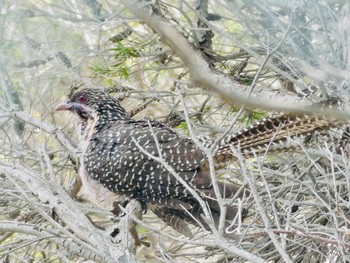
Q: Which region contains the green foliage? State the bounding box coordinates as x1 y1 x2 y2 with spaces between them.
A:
137 225 148 235
239 75 255 85
246 111 267 125
118 65 130 79
201 106 211 114
91 65 116 76
176 121 189 134
91 63 130 80
111 42 140 59
228 106 267 125
91 43 140 80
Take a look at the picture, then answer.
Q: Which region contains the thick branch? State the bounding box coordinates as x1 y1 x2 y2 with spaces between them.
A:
122 0 350 121
0 222 105 262
0 164 118 262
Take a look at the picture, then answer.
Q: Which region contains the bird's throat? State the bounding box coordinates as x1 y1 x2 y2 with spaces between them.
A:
80 114 100 150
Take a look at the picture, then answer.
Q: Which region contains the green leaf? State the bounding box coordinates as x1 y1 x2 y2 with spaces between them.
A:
118 65 129 79
112 43 139 59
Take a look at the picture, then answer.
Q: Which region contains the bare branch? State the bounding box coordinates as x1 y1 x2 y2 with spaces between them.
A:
122 0 350 120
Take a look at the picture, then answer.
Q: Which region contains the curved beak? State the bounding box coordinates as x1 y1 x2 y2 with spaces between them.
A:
55 101 72 111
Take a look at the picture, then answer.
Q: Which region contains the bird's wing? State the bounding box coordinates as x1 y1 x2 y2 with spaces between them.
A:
86 120 206 203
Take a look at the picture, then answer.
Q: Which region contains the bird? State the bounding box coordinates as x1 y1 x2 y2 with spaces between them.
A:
55 87 340 236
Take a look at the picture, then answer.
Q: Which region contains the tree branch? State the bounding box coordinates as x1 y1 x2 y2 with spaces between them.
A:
122 0 350 121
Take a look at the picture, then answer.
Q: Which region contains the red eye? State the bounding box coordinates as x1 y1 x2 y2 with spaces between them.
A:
78 95 87 103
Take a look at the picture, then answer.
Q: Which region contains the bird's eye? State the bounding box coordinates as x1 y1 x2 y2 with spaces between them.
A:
78 95 87 103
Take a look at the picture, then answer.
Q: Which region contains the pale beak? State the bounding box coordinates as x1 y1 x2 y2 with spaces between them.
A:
55 101 72 111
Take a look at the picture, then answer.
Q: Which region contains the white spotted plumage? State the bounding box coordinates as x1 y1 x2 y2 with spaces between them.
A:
58 87 340 233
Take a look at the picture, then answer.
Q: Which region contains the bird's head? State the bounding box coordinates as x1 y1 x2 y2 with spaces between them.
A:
55 88 129 121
